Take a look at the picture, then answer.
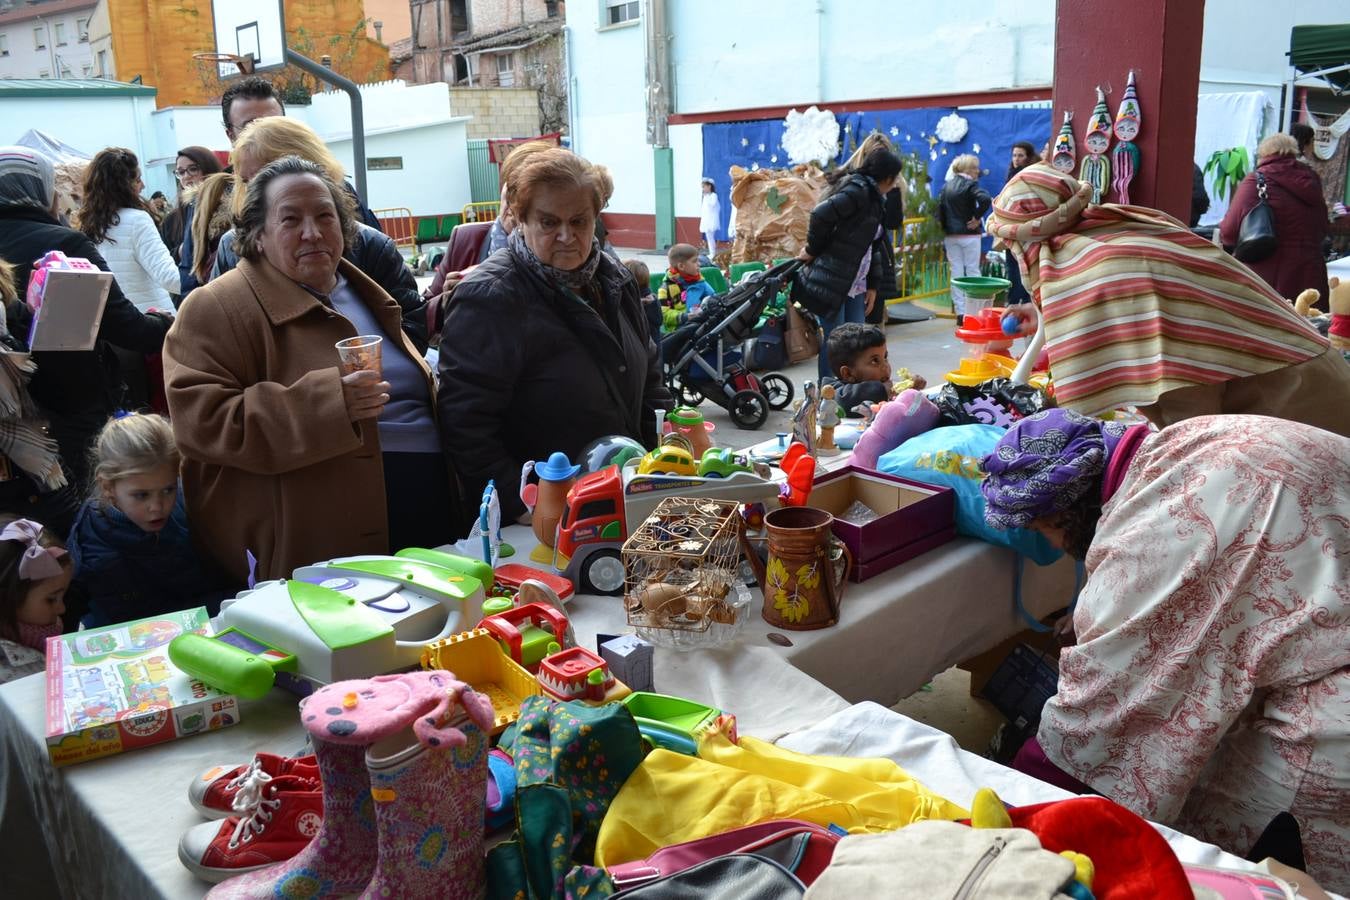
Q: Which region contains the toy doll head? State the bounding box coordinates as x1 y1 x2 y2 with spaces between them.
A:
0 516 71 644
90 413 180 535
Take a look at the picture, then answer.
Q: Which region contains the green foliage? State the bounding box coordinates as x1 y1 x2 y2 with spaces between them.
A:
901 151 944 244
1203 146 1250 204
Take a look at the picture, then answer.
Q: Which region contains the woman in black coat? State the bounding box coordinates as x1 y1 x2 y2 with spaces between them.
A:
796 145 904 379
437 148 672 526
0 146 171 492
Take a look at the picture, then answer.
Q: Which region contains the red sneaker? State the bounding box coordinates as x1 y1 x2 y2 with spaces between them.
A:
188 753 319 819
178 774 324 883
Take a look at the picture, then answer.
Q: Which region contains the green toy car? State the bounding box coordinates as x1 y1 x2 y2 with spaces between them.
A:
696 448 755 479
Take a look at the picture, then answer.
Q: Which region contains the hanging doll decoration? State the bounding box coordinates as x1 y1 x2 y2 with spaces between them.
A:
1051 111 1077 173
1111 71 1142 204
1079 87 1113 203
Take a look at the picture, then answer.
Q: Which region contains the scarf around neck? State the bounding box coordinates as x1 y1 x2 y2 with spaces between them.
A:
17 617 61 651
508 228 603 292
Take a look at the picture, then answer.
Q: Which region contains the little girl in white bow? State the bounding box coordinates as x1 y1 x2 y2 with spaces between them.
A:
0 516 71 684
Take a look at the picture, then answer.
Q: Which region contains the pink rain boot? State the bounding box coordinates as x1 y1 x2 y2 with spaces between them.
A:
206 671 493 900
359 699 493 898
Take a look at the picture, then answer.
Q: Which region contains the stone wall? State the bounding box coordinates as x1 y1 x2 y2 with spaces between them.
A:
449 86 542 139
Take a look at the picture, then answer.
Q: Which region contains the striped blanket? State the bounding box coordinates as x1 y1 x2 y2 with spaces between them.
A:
988 165 1328 415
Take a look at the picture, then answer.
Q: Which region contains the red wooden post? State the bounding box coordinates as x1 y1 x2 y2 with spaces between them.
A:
1053 0 1206 222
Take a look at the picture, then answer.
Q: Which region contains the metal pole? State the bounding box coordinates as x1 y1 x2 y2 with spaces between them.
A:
285 48 368 202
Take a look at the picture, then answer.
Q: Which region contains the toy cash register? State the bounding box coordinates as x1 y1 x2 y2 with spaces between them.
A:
170 553 485 698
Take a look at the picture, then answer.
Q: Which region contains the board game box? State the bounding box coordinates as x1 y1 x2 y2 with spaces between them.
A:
44 607 240 767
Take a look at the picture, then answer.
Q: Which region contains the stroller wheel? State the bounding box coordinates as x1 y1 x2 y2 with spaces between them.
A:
678 383 705 407
729 389 769 429
760 372 794 410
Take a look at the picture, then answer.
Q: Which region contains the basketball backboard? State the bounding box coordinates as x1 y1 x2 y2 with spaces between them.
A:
210 0 287 79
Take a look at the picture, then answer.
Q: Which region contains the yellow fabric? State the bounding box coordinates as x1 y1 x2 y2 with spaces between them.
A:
594 726 969 866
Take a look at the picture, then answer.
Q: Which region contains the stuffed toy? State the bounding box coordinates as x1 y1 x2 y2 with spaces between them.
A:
1292 288 1321 318
850 389 942 470
967 789 1192 900
1328 277 1350 353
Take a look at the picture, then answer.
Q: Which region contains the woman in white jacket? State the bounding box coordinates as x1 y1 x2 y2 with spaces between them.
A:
77 148 179 312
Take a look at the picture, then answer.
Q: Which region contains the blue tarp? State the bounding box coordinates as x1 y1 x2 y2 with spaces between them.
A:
701 106 1052 241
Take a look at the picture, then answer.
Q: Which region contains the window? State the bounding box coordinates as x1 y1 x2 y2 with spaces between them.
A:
97 49 108 76
576 499 616 522
59 64 72 79
605 0 639 26
33 26 46 50
496 52 514 87
0 34 8 57
38 68 50 79
366 156 403 171
81 64 91 77
77 18 89 42
54 22 65 45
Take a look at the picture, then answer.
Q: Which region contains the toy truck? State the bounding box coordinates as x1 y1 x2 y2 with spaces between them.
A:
551 460 779 595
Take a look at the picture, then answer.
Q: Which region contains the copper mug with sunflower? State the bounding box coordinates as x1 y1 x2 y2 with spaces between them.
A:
742 506 851 630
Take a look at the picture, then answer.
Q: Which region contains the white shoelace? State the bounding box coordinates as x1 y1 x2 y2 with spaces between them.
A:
227 759 281 849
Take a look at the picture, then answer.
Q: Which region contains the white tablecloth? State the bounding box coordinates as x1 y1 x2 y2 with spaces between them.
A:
506 523 1078 706
0 643 849 899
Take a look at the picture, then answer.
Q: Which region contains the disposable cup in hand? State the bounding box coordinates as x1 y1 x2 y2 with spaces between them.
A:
336 335 383 377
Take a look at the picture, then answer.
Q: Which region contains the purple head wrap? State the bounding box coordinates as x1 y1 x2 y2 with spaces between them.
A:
1 519 66 580
981 409 1128 530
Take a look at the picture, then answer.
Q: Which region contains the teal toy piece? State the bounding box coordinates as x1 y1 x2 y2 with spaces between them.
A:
168 628 297 700
949 276 1011 299
620 692 720 755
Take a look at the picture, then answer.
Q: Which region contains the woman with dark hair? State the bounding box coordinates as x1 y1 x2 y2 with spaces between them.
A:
77 147 179 313
163 156 458 585
159 146 222 264
437 147 671 536
981 408 1350 893
1005 141 1040 182
0 146 170 490
796 144 904 378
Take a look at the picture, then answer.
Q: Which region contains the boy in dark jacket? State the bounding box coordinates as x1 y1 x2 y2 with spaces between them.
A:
821 323 926 417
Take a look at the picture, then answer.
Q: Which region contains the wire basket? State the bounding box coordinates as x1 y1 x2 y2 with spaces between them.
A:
623 497 744 634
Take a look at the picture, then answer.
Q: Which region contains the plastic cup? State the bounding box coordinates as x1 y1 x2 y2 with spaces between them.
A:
335 335 383 377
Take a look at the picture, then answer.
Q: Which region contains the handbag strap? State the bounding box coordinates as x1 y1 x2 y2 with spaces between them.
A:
1256 171 1268 203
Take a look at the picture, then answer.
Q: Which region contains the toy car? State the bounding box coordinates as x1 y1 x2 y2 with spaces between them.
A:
696 447 755 479
636 446 697 477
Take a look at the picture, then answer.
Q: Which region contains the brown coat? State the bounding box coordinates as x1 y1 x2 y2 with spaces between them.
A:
163 257 434 584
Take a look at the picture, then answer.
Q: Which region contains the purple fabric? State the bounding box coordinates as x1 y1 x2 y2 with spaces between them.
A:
980 409 1129 529
1011 735 1094 795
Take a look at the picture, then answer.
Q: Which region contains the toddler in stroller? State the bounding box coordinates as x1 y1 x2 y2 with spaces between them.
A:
661 259 801 429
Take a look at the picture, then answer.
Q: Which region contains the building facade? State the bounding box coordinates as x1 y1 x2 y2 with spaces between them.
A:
0 0 97 80
86 0 390 108
411 0 567 134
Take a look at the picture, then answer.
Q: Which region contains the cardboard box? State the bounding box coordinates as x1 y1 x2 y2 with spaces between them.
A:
811 466 956 581
45 608 240 767
25 251 112 351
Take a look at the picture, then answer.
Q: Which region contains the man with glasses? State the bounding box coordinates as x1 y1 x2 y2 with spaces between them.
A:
178 77 382 296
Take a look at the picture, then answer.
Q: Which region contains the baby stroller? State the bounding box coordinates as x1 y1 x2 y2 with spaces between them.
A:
661 259 800 429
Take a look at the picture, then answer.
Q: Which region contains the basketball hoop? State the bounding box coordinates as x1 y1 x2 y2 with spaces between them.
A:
193 51 257 76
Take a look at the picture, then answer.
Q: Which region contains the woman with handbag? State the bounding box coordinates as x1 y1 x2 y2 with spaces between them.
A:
795 145 904 379
1219 134 1329 308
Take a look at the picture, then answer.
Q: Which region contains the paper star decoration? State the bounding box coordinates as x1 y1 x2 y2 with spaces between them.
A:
758 143 766 152
751 162 760 171
930 150 938 161
927 135 940 149
740 137 749 147
973 143 981 154
890 126 899 136
770 154 778 163
905 134 912 141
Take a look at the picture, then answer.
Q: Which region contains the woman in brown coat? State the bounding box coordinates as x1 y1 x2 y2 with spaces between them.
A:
1220 133 1330 308
163 157 459 585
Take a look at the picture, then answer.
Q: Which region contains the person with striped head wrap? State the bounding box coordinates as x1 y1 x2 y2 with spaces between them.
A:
988 164 1350 437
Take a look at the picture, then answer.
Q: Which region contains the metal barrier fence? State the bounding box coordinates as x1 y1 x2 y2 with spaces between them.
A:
891 216 951 310
467 139 500 204
373 207 416 253
462 201 501 223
